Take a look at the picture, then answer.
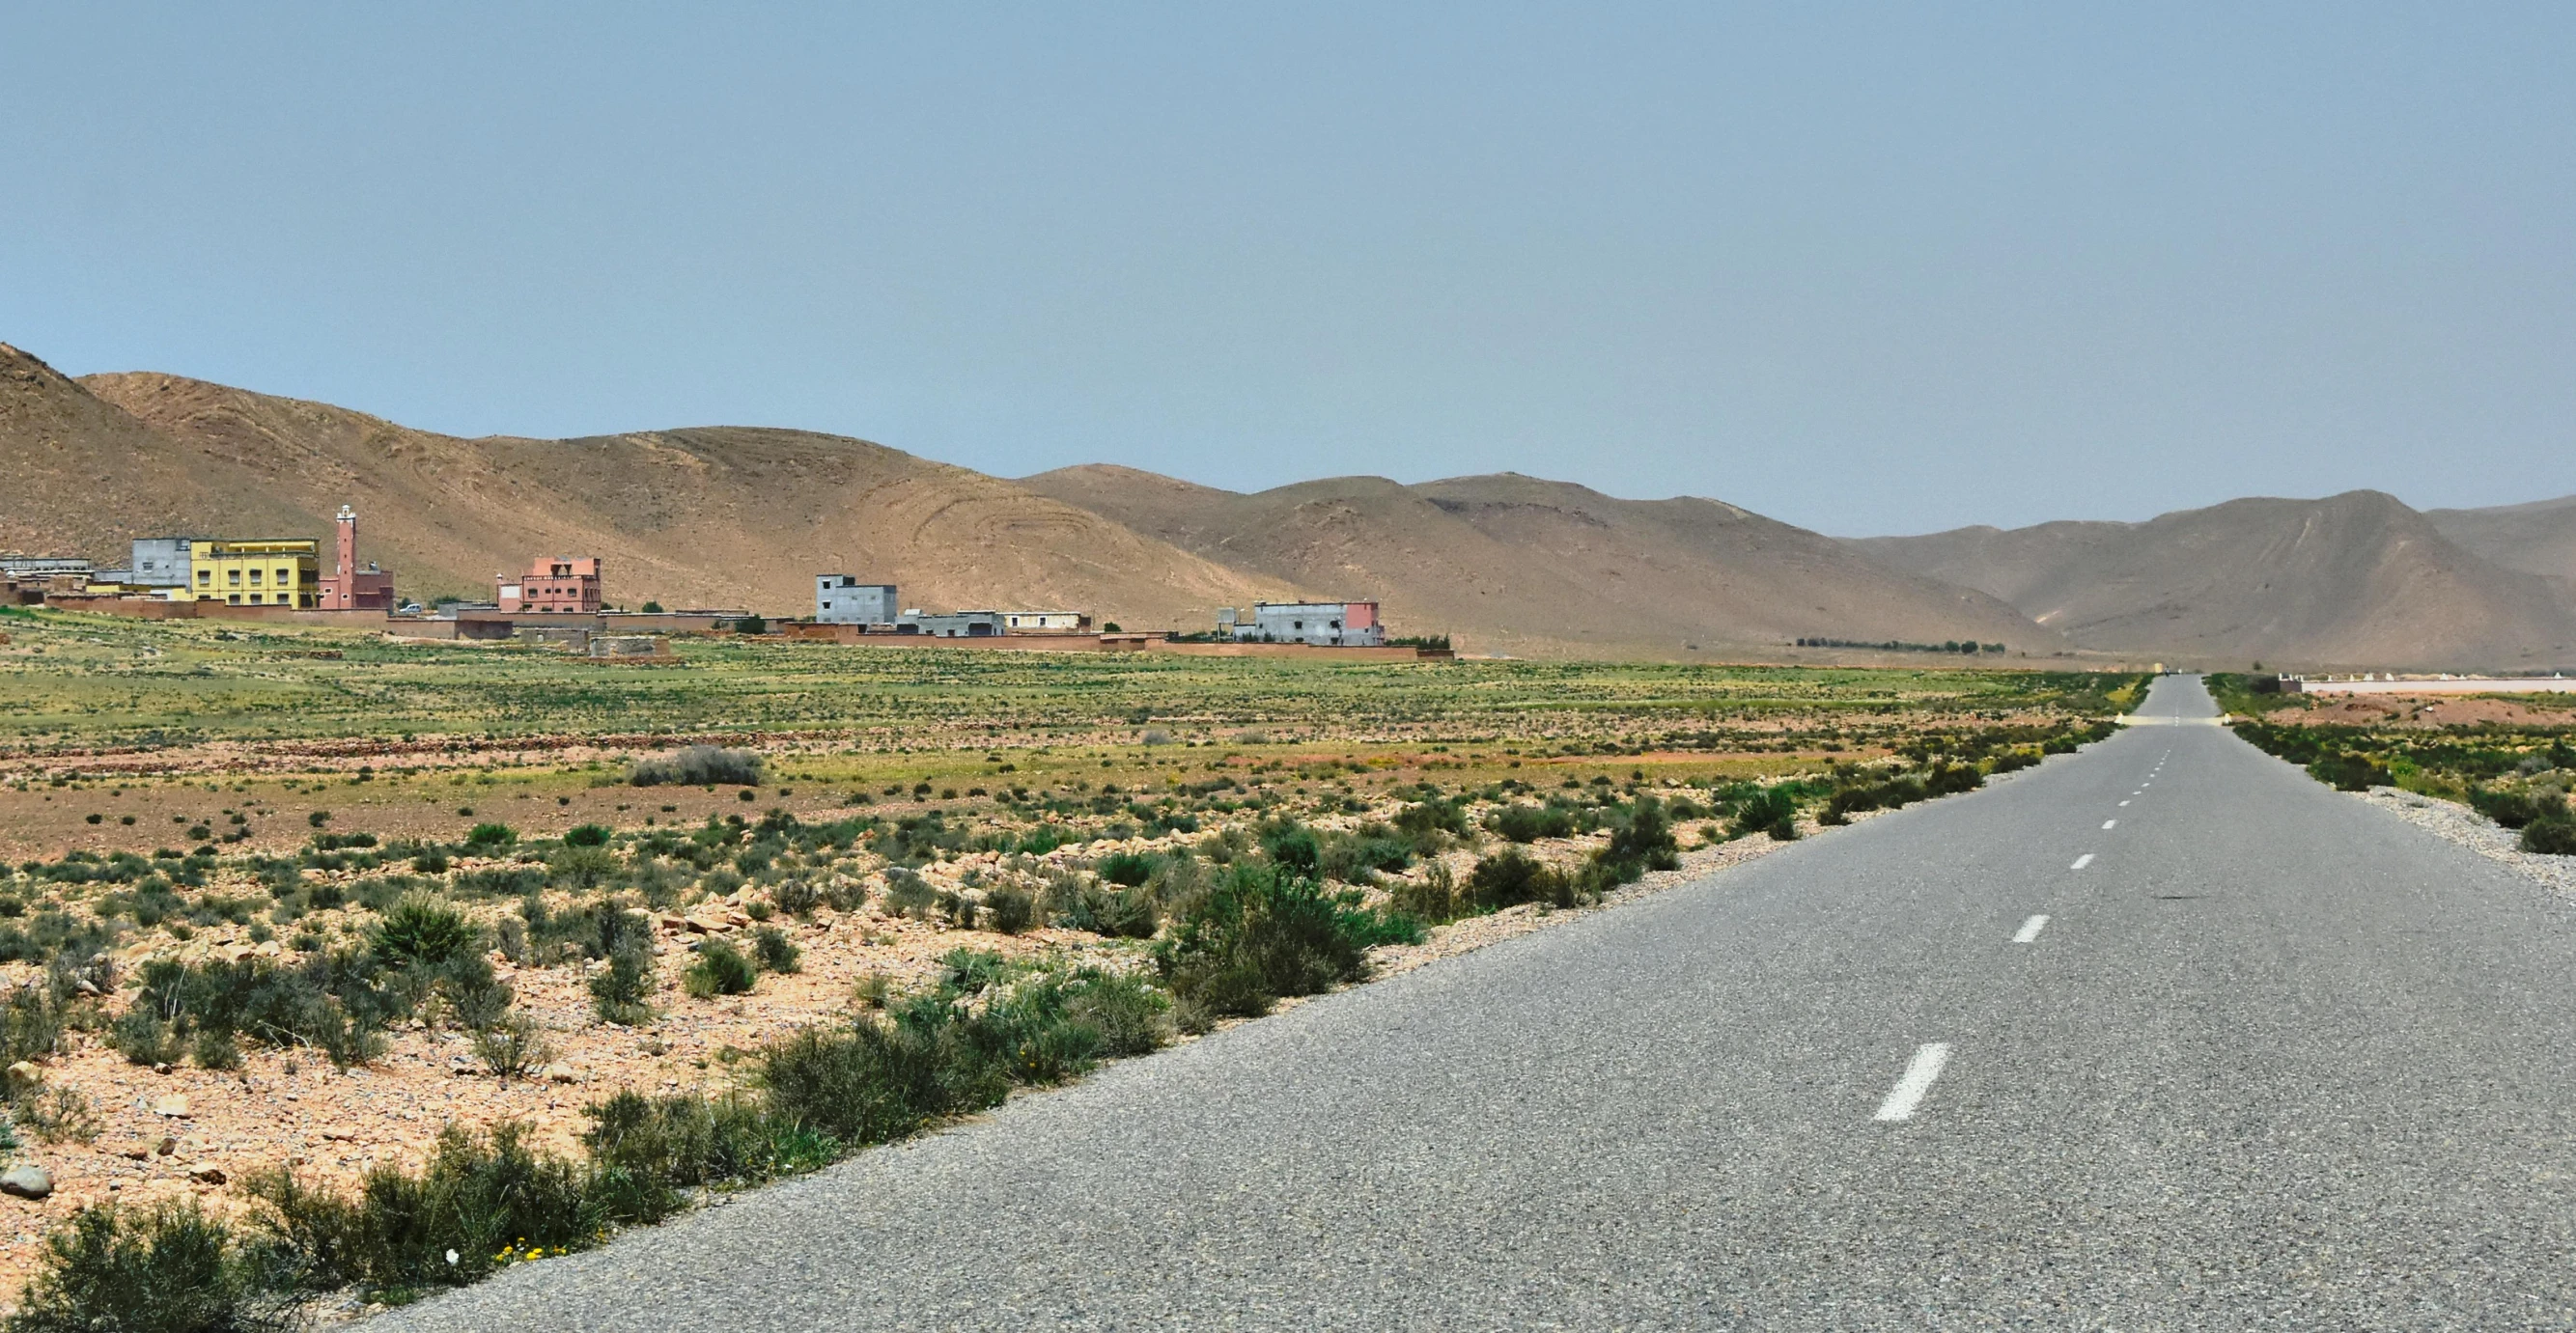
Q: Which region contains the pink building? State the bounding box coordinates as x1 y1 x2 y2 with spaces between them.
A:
500 557 602 613
316 506 398 610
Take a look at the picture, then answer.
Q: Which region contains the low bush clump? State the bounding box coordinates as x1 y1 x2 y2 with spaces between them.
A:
1725 785 1802 841
1485 803 1577 844
630 746 765 789
2307 751 2390 791
7 1199 285 1333
2521 815 2576 855
2473 786 2563 830
684 939 759 998
1155 864 1408 1023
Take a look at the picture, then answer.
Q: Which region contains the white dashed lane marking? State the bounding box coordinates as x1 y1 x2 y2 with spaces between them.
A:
1873 1043 1953 1123
2070 853 2095 870
2013 914 2050 943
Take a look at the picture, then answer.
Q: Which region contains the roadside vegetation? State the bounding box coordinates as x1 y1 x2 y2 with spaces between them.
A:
2213 672 2576 854
0 609 2148 1327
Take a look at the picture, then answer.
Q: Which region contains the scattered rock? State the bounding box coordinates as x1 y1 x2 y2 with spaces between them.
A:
540 1064 581 1085
186 1163 228 1185
1 1166 53 1200
4 1061 42 1094
152 1094 190 1118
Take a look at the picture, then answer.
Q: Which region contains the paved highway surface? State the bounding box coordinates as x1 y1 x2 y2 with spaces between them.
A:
376 676 2576 1330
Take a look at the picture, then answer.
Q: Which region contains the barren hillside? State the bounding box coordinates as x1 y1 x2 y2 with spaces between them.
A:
2424 495 2576 582
73 373 1282 625
1850 491 2576 669
0 346 311 560
1024 465 2048 656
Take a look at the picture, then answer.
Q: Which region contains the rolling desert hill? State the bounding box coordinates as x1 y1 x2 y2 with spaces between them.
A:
0 345 314 561
1848 490 2576 669
1022 465 2050 656
7 352 1284 625
2424 495 2576 582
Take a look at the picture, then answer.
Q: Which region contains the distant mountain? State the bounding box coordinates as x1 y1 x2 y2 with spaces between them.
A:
29 360 1282 624
2423 495 2576 583
26 334 2572 667
1848 490 2576 669
1022 465 2048 656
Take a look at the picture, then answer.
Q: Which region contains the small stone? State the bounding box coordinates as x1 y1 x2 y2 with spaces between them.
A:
152 1063 172 1076
152 1094 190 1118
155 1137 176 1156
1 1166 53 1200
540 1064 580 1085
186 1163 227 1185
4 1061 41 1093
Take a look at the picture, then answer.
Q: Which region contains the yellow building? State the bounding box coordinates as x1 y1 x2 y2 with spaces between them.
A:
186 539 321 607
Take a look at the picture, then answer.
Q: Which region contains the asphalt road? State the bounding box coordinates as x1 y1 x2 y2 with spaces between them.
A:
376 676 2576 1330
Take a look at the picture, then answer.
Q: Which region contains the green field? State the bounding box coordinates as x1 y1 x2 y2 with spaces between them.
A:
0 607 2139 758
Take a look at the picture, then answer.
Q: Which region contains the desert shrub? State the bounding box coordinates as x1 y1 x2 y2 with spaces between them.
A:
15 1087 99 1146
749 926 801 974
630 746 765 789
0 984 63 1067
563 823 611 848
1725 786 1801 841
434 955 515 1033
1389 862 1460 924
1064 970 1171 1057
1155 864 1381 1020
588 937 657 1026
462 822 517 852
882 869 937 919
472 1013 553 1080
684 939 759 999
2308 751 2391 791
5 1200 281 1333
821 876 868 913
260 1123 596 1293
984 886 1034 935
1318 829 1413 883
2521 815 2576 855
190 1027 243 1071
109 1008 182 1068
2473 786 2562 830
770 877 819 918
1052 881 1158 938
371 894 478 970
451 866 544 899
759 1022 961 1149
1093 851 1158 888
1257 821 1321 875
1466 849 1582 911
128 955 397 1069
1584 796 1682 888
546 845 622 891
1394 798 1470 846
1485 803 1577 844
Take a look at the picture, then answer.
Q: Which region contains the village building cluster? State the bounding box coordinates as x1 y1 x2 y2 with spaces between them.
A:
1 514 1438 657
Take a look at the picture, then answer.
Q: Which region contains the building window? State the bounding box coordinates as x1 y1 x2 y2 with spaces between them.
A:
227 595 240 605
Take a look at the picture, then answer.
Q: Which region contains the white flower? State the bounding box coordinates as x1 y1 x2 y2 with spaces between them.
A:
446 1249 460 1265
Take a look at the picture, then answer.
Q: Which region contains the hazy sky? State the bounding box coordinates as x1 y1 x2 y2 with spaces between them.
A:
5 5 2571 535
